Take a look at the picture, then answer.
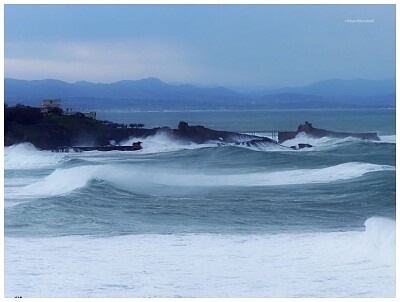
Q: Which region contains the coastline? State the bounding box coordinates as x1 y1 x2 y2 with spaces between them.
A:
5 105 382 151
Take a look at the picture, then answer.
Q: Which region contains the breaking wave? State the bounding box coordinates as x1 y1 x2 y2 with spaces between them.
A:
280 132 395 151
120 132 217 154
231 140 289 152
20 162 395 196
280 132 343 149
5 143 67 170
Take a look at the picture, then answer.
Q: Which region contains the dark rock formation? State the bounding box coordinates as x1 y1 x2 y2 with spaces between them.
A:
290 143 313 150
10 105 355 153
55 142 143 152
6 105 281 150
235 138 284 150
131 141 143 150
279 121 380 143
4 105 158 149
298 143 313 149
171 121 278 145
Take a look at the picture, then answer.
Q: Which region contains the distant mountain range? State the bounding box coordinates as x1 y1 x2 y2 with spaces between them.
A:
263 78 395 98
4 77 395 110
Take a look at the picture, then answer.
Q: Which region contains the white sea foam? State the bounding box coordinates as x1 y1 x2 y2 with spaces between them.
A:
120 132 216 154
232 140 289 152
5 143 66 170
378 135 396 144
280 132 352 150
4 217 395 298
364 216 396 266
280 132 396 150
20 162 395 196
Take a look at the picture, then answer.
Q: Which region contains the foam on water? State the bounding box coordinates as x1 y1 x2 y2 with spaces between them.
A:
4 217 395 298
5 143 66 170
120 132 216 154
280 132 355 150
4 177 45 208
231 140 289 152
364 216 396 266
280 132 396 150
19 162 395 197
378 135 396 144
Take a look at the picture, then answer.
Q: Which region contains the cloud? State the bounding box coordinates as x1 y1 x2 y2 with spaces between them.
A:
5 40 208 83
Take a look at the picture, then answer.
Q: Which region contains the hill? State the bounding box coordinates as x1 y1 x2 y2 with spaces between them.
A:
264 78 395 98
4 77 396 110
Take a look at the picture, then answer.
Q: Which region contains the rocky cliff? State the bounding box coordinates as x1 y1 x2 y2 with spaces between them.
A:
278 121 380 143
4 105 159 149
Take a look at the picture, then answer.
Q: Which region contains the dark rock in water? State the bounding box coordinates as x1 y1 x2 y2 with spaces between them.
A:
235 138 283 150
173 121 231 143
131 141 143 150
54 142 143 152
298 143 313 149
278 121 380 143
290 143 313 150
178 121 190 132
172 121 279 145
52 146 83 153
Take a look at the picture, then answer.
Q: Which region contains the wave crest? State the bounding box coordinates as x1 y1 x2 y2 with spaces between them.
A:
120 132 217 154
280 132 396 150
5 143 67 170
20 161 395 196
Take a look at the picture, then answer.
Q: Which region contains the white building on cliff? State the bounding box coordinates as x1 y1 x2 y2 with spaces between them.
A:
40 99 61 113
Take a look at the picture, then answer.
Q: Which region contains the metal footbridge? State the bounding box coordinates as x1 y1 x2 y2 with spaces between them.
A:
236 130 281 141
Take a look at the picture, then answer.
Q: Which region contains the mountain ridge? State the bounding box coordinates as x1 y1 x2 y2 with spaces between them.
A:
263 78 396 98
4 77 395 110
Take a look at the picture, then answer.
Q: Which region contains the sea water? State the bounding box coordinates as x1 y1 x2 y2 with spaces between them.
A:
4 109 396 297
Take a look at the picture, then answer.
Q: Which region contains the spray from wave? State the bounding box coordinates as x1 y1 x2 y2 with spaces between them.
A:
120 132 217 154
279 132 365 151
4 143 67 170
279 132 396 151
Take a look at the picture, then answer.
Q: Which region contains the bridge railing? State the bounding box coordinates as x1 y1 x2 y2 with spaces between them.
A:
235 130 284 141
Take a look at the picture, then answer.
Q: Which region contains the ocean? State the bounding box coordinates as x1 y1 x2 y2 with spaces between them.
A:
4 109 396 298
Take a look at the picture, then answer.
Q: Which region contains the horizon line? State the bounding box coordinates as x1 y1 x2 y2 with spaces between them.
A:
4 76 396 90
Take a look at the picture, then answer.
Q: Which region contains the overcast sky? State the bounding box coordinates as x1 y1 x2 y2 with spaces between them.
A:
4 4 396 88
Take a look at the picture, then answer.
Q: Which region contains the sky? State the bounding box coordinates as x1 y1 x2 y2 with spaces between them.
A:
4 4 396 88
